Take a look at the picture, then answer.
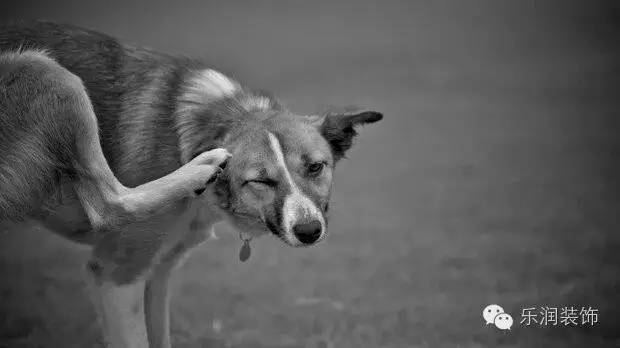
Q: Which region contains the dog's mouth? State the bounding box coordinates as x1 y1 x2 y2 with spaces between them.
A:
226 207 328 247
229 209 262 226
226 209 273 235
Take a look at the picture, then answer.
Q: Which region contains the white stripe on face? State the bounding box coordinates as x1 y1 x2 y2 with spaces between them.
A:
267 132 325 246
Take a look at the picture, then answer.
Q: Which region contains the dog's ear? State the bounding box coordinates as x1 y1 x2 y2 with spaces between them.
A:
318 109 383 162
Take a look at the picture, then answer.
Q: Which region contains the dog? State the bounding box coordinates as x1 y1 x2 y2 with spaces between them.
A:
0 21 382 348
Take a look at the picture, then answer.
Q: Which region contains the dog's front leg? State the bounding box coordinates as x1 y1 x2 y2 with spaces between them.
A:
144 217 214 348
86 217 186 348
144 258 175 348
87 268 149 348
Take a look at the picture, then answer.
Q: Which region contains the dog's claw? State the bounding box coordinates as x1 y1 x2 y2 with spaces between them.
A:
218 158 229 169
206 167 223 184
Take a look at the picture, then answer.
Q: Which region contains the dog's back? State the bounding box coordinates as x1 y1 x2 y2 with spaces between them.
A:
0 21 205 185
0 21 129 122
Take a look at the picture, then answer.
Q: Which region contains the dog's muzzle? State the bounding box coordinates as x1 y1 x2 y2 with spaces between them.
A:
281 191 326 246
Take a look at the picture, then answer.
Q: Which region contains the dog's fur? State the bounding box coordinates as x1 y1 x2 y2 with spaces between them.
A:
0 21 382 348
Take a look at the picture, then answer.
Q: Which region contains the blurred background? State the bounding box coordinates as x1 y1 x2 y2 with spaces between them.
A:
1 0 619 347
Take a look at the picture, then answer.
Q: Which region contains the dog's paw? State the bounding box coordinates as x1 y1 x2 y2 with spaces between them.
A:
189 148 231 195
191 148 231 168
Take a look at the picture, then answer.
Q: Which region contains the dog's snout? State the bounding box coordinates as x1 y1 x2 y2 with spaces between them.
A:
292 220 322 244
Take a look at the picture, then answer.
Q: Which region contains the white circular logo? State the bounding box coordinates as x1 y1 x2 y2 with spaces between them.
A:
494 313 514 330
482 304 504 325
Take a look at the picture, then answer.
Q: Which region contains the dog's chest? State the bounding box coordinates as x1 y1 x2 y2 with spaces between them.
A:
150 198 220 270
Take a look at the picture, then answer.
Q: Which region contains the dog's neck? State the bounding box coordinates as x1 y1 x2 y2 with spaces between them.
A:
174 68 281 164
197 186 269 243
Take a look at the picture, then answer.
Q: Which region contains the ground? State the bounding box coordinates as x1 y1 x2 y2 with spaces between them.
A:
1 1 619 347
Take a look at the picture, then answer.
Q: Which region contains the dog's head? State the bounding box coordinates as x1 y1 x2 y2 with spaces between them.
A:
211 107 382 246
178 70 381 247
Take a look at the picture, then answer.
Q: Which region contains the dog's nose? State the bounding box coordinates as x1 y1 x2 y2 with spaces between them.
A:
293 220 322 244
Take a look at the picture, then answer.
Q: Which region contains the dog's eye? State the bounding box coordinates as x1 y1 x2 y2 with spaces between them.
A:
245 178 277 188
307 162 325 176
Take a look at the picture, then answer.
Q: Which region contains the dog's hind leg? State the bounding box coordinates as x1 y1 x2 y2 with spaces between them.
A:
0 49 230 226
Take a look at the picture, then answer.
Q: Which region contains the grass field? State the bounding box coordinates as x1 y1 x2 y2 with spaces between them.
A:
1 1 619 347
